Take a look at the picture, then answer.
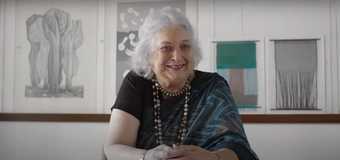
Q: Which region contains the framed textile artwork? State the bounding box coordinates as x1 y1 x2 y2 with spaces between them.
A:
216 41 258 109
266 37 326 113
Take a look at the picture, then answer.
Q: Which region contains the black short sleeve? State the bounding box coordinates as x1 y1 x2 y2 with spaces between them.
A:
111 71 147 121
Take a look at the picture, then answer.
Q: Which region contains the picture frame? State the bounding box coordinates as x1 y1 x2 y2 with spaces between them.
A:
1 0 108 114
0 0 4 113
265 35 327 114
212 37 266 114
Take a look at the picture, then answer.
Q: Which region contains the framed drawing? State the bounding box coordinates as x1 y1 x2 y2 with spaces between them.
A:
213 39 265 114
115 0 186 93
266 36 327 114
1 0 106 113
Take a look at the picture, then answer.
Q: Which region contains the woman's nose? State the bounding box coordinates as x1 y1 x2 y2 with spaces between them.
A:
171 48 184 62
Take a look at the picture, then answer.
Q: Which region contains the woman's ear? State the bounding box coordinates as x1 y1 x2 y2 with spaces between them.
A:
148 53 154 64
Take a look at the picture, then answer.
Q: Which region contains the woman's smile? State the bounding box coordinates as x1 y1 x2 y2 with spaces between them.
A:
165 63 186 70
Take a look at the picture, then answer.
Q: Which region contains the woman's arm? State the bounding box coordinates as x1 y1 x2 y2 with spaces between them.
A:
104 109 174 160
104 109 146 160
213 148 239 160
167 145 238 160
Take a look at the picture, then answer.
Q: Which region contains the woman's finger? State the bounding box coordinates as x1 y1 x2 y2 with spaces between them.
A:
167 149 186 159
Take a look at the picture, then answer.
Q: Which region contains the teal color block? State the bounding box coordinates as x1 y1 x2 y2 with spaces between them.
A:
217 41 256 69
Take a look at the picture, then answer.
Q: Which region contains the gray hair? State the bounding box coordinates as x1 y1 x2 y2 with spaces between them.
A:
131 7 202 79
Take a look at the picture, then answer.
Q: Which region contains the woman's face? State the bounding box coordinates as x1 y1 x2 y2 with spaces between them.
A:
150 25 194 88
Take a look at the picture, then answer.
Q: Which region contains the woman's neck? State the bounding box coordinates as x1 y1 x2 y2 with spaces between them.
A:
158 79 186 93
154 70 195 93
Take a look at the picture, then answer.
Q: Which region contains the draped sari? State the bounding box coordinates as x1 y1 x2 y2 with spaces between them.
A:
133 71 259 160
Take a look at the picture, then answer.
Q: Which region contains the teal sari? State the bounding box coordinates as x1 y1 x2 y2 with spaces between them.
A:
136 71 258 160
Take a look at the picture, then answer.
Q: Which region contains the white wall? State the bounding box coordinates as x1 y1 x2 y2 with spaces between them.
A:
1 0 340 160
0 122 107 160
246 123 340 160
1 122 340 160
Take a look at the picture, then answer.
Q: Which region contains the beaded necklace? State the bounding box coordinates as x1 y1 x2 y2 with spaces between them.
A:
152 80 191 145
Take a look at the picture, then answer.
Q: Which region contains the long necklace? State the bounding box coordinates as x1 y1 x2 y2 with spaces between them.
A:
152 80 191 145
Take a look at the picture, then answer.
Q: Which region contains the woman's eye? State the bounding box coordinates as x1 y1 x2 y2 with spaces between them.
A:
160 46 173 53
180 44 191 51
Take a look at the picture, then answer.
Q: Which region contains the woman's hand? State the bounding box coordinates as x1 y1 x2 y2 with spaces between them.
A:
166 145 218 160
144 144 174 160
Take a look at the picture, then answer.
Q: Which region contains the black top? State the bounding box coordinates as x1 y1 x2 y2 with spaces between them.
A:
112 70 215 121
111 70 259 160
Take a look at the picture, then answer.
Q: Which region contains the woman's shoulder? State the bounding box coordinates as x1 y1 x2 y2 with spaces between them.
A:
192 70 227 89
125 70 151 83
120 70 153 92
193 70 225 83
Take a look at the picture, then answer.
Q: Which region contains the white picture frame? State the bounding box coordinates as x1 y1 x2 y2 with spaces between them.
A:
212 37 266 114
1 0 108 113
0 0 5 112
265 35 327 114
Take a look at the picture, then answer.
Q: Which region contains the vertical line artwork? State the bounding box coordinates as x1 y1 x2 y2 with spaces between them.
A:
25 8 84 98
115 0 186 93
216 41 258 109
274 40 318 110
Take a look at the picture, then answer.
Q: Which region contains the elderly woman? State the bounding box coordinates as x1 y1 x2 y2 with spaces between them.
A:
104 7 258 160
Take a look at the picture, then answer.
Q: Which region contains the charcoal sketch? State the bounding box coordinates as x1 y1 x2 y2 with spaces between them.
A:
116 0 185 93
25 8 84 97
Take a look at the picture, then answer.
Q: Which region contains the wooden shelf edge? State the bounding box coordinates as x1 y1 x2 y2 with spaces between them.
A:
1 113 340 123
0 113 110 122
241 114 340 123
